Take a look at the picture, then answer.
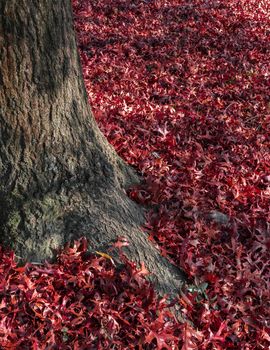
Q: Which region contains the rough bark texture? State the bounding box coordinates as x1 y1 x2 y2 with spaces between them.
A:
0 0 186 299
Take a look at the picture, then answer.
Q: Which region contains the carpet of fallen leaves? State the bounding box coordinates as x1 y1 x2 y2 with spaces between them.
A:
0 0 269 349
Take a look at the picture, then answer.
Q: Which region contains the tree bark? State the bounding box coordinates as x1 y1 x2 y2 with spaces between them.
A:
0 0 185 299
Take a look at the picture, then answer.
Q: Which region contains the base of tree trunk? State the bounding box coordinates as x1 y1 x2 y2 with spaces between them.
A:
0 115 187 302
0 164 186 300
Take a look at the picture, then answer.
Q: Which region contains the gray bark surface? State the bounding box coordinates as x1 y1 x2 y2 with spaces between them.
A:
0 0 186 299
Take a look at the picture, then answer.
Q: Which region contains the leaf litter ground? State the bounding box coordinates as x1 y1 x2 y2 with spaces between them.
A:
0 1 269 349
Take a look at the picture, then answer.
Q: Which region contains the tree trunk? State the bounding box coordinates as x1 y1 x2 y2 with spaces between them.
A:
0 0 185 299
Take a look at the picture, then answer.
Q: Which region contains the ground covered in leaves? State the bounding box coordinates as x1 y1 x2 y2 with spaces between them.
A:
0 0 269 349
